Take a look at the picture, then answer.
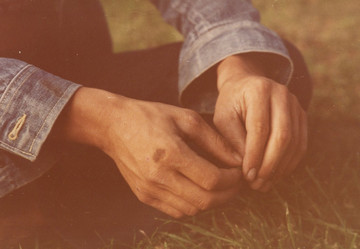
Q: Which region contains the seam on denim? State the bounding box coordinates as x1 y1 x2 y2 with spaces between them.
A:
181 21 278 64
0 65 35 120
0 64 32 104
28 82 73 153
0 141 34 157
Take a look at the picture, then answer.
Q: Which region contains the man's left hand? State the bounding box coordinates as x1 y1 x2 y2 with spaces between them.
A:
214 55 308 192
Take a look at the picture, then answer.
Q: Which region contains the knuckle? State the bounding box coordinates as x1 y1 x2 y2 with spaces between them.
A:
275 129 292 146
276 83 289 94
276 85 291 103
184 110 203 130
201 170 221 190
172 212 184 219
136 192 153 205
185 207 199 216
213 111 237 129
213 113 223 127
252 79 271 94
197 196 212 210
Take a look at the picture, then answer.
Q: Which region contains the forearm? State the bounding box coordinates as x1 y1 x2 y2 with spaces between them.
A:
50 87 125 152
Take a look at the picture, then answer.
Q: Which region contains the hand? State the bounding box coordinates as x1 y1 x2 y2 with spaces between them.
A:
214 55 308 192
55 87 243 218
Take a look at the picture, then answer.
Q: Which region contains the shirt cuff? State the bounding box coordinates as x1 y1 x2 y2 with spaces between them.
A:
178 21 294 113
0 59 81 161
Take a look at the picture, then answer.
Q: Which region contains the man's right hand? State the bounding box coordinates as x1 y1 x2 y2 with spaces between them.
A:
54 87 243 218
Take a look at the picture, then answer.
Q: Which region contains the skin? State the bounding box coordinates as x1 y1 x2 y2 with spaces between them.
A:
215 54 307 192
52 53 307 217
54 88 243 218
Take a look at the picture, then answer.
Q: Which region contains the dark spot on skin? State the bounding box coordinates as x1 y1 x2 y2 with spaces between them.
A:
152 149 166 163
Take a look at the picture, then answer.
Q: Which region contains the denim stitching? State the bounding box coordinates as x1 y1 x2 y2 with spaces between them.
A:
28 83 73 153
0 65 34 119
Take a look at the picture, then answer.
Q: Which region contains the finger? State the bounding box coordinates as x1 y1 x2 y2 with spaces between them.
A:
118 167 185 218
176 111 242 168
283 108 308 176
169 173 241 211
147 198 185 218
148 187 200 217
250 89 292 190
123 163 198 218
213 105 246 158
148 166 240 213
272 95 301 181
174 144 242 191
242 92 270 182
140 172 200 216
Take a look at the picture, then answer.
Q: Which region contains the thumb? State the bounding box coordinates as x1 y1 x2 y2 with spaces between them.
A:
213 108 246 165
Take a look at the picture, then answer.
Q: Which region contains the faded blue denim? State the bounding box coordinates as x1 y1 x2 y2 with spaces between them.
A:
0 0 293 198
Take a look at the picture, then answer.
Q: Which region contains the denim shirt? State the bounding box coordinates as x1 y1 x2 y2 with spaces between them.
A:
0 0 293 198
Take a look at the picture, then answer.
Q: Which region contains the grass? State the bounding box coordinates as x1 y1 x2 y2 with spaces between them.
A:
12 0 360 248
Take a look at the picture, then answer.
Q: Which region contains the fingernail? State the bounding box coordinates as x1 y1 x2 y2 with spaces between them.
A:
247 168 257 181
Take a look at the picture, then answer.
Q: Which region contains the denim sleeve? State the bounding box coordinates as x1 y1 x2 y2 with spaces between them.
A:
0 58 81 197
0 58 81 161
150 0 294 112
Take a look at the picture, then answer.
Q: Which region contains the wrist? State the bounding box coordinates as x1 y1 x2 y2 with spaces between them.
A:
50 87 126 151
217 53 267 90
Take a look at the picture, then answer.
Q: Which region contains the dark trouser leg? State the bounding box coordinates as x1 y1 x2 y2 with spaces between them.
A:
283 40 313 111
